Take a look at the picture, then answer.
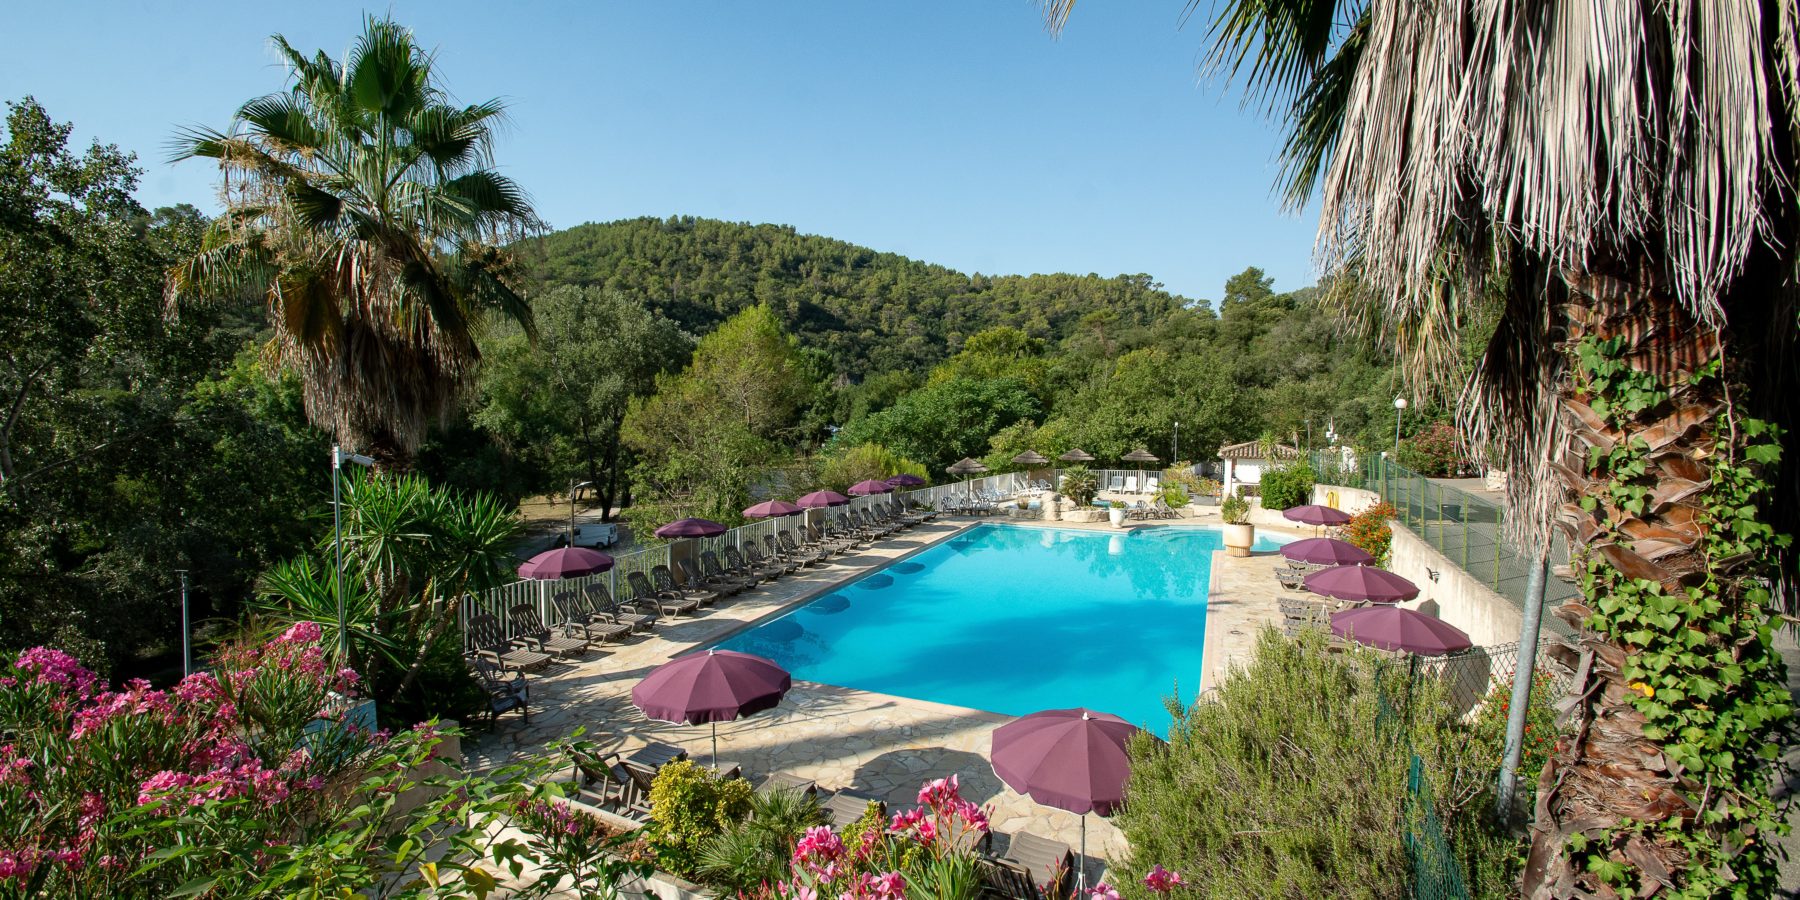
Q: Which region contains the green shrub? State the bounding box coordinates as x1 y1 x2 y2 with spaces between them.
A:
697 787 828 893
647 759 755 876
1257 462 1317 510
1060 465 1099 506
1220 494 1251 525
1112 629 1523 899
1158 483 1191 507
374 633 488 728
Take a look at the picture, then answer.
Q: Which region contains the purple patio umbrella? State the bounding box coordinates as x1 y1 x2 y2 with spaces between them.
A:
886 473 927 487
743 499 804 520
517 547 615 580
847 479 895 496
654 518 728 539
631 649 792 767
1303 565 1420 604
991 708 1141 888
796 490 851 508
1283 504 1354 527
1281 537 1375 567
1331 606 1472 655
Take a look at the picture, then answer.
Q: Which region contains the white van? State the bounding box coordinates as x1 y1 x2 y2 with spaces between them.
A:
552 523 620 549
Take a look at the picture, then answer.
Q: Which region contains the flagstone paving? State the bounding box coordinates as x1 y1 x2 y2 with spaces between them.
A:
464 512 1314 882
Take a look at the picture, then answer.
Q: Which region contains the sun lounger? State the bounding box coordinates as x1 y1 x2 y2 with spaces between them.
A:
582 581 657 632
822 789 886 828
569 745 651 819
653 564 718 607
777 531 830 566
466 613 552 673
758 772 819 798
507 603 592 660
553 590 633 643
981 832 1075 900
743 542 798 576
467 656 529 726
725 545 784 581
626 571 700 617
701 550 762 588
679 557 749 596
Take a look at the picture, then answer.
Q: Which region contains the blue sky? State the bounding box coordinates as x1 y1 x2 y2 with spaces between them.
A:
3 2 1319 303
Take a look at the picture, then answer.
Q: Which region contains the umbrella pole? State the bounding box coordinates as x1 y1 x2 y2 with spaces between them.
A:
1079 814 1088 891
711 721 718 771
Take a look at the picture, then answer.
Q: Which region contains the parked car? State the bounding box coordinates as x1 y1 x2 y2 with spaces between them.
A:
552 523 620 549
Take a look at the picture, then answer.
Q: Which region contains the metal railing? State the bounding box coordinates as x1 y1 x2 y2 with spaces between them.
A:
460 488 972 650
1316 452 1579 636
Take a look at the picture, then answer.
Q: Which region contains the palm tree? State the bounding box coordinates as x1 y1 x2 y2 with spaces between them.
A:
1047 1 1800 894
168 17 540 466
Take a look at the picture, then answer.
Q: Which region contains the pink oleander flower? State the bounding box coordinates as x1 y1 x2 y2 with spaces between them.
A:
0 851 33 881
1143 865 1184 894
0 745 33 788
1086 883 1122 900
137 770 196 806
14 647 99 698
172 671 225 706
793 825 845 872
781 883 818 900
872 871 906 900
917 774 960 807
276 621 323 645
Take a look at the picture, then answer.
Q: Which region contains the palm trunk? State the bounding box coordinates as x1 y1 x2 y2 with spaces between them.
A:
1522 262 1733 895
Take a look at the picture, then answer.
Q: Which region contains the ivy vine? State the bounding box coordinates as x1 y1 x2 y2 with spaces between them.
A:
1566 336 1793 898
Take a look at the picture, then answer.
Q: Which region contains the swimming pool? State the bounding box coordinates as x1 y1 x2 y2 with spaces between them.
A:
714 523 1291 733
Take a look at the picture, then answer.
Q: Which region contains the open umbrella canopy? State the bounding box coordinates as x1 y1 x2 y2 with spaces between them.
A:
1282 537 1375 567
886 474 927 487
1331 606 1472 655
743 500 803 520
946 457 989 476
990 708 1140 815
1058 448 1095 463
1284 504 1354 526
655 518 727 539
631 649 793 725
1121 449 1160 464
1303 565 1420 603
796 490 850 508
1012 450 1051 466
847 479 895 496
517 547 615 580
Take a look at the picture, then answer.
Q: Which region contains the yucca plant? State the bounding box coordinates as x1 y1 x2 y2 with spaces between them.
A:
167 16 541 467
1047 0 1800 893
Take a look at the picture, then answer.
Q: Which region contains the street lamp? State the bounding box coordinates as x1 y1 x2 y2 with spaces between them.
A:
176 569 191 676
332 445 375 662
1173 421 1180 464
1393 397 1409 454
568 480 594 544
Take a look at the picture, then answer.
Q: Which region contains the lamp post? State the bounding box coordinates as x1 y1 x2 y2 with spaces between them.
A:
331 445 375 662
1304 418 1312 451
1393 397 1409 454
568 480 594 544
1173 421 1180 464
176 569 191 676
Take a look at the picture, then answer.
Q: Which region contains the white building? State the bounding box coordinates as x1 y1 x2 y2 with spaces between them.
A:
1218 440 1302 498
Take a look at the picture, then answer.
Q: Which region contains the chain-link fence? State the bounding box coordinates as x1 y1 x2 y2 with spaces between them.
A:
1364 640 1570 899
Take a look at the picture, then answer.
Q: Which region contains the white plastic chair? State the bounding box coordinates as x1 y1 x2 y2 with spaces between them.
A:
1124 475 1138 493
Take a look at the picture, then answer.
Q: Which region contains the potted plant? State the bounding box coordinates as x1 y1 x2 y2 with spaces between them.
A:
1108 499 1128 527
1221 494 1255 557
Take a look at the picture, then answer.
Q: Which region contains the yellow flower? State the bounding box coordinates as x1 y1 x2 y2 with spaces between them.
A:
1628 681 1654 698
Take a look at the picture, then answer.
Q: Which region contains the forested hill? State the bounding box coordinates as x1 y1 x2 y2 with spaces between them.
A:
519 216 1204 377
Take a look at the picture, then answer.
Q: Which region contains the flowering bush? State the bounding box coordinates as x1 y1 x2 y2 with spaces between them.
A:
1396 422 1463 476
1470 670 1559 800
1341 501 1398 566
775 775 992 900
0 628 622 898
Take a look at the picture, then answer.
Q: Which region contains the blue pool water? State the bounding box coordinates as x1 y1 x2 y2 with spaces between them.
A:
714 523 1291 734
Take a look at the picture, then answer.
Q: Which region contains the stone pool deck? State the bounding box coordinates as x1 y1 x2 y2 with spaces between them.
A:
464 513 1316 881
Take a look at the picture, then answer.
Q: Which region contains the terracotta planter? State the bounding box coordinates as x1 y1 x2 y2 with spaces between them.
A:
1222 522 1256 557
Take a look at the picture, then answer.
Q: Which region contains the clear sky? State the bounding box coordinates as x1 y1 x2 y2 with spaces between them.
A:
2 1 1320 303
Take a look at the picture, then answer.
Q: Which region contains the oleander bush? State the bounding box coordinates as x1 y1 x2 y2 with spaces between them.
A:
0 625 621 898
